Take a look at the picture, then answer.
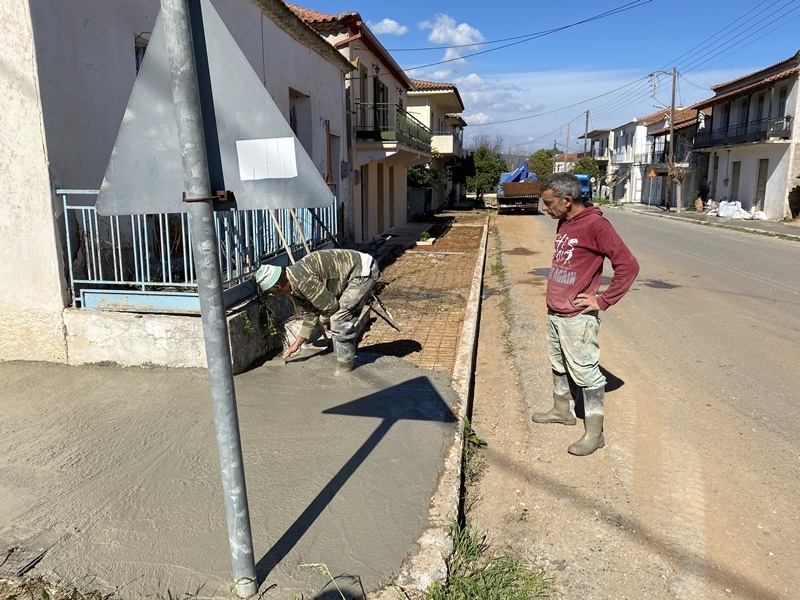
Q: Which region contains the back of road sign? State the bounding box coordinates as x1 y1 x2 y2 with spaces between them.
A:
96 0 334 216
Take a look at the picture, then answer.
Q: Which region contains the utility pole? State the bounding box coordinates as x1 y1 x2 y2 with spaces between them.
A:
652 68 678 212
583 110 589 155
668 66 678 212
161 0 257 595
564 122 570 173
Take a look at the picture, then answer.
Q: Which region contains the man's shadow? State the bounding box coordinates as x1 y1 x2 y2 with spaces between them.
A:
255 375 456 582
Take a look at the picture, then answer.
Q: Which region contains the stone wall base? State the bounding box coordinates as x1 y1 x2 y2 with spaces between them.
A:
63 295 295 374
0 307 68 363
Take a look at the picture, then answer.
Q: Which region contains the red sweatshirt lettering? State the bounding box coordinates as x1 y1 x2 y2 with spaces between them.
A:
546 206 639 316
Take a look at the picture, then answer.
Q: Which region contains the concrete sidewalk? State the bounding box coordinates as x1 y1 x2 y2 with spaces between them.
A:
0 212 488 600
621 203 800 241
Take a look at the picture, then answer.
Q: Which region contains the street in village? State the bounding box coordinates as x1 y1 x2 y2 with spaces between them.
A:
468 207 800 600
1 206 799 600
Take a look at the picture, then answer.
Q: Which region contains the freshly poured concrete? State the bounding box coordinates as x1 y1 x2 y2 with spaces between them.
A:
0 352 458 598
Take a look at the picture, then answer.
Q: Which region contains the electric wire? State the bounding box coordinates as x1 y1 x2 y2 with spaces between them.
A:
404 1 650 71
470 0 797 135
388 0 647 53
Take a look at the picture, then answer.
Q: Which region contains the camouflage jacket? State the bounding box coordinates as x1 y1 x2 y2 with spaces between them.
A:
286 249 370 338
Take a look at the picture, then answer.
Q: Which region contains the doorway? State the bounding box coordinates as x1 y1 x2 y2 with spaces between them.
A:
755 159 768 211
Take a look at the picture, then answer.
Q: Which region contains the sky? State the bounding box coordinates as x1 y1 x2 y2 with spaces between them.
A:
293 0 800 154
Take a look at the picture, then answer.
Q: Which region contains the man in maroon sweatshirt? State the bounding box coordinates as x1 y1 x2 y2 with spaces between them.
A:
533 173 640 456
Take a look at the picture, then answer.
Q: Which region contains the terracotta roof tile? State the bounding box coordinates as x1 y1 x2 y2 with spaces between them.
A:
690 66 800 109
637 108 671 126
411 78 458 92
284 3 355 23
711 50 800 90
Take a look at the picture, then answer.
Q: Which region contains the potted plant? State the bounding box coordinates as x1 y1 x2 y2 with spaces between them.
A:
692 184 710 212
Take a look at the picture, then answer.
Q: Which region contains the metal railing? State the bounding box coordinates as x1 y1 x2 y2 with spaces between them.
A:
694 116 793 148
60 189 338 311
355 102 432 153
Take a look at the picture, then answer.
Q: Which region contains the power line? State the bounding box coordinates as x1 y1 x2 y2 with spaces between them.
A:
389 0 647 53
469 0 798 135
404 0 651 71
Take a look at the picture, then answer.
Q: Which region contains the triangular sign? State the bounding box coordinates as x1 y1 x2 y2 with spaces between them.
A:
96 0 334 215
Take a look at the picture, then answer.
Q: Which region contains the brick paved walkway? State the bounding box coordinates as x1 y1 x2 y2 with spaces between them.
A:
360 211 487 375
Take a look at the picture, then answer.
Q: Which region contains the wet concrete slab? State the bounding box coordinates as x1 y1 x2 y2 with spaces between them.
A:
0 352 459 599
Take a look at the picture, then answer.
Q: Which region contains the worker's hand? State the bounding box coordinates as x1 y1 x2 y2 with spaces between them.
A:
574 293 601 313
283 338 303 359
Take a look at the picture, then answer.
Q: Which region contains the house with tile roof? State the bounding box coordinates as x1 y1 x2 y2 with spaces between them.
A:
287 4 432 242
0 0 354 366
639 107 705 208
690 50 800 219
407 79 468 213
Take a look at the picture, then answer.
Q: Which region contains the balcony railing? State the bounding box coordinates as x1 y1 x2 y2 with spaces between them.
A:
355 102 432 154
59 189 338 312
694 116 793 148
611 151 634 164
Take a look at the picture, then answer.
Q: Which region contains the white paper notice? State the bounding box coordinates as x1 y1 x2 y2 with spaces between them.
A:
236 138 298 180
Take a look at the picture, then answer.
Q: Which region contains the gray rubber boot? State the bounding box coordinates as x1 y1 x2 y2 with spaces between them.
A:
568 387 605 456
334 359 354 376
333 339 356 376
532 372 576 425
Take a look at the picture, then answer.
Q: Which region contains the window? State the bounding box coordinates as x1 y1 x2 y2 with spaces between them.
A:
755 94 765 121
289 88 312 155
777 87 788 118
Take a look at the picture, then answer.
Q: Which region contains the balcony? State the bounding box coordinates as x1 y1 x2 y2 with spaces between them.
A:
694 116 793 148
611 151 634 164
636 150 668 166
355 102 432 154
431 129 463 157
591 147 610 162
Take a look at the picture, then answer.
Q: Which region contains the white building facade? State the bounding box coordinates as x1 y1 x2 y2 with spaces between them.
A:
691 51 800 220
0 0 352 364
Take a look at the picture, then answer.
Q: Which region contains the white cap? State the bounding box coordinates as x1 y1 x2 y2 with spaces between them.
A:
255 264 282 291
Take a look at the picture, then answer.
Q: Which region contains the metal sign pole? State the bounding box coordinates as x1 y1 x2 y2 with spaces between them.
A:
161 0 257 596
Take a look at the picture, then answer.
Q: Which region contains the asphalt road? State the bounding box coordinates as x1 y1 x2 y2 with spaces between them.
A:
597 209 800 598
605 209 800 437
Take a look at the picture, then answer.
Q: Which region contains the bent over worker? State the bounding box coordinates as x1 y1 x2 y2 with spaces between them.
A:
255 249 380 375
534 172 639 456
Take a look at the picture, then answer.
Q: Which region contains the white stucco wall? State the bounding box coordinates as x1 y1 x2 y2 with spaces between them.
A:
0 1 74 361
710 145 790 219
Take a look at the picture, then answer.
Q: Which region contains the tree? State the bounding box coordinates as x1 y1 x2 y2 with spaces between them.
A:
407 149 444 188
528 149 554 182
503 145 529 172
466 146 506 200
571 157 601 180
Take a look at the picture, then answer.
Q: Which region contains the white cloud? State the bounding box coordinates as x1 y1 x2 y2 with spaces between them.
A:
368 18 408 36
418 14 483 63
464 112 493 125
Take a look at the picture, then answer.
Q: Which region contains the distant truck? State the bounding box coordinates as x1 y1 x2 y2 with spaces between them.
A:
575 173 593 203
496 162 540 215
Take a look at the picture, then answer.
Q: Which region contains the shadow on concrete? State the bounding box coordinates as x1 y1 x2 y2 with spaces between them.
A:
359 340 423 358
255 376 456 583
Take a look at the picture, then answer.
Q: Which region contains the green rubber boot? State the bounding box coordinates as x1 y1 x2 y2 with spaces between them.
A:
532 372 576 425
568 387 605 456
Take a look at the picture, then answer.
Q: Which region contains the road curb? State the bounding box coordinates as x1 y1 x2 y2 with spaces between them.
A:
624 207 800 241
387 214 489 596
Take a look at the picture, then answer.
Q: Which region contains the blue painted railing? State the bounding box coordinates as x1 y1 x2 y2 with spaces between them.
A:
59 189 338 312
